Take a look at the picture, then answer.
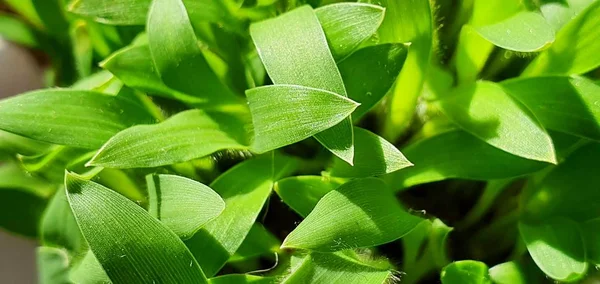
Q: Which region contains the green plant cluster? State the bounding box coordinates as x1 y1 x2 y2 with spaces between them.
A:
0 0 599 283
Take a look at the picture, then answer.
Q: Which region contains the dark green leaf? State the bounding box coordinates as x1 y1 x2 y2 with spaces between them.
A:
230 223 280 262
582 217 600 265
209 274 278 284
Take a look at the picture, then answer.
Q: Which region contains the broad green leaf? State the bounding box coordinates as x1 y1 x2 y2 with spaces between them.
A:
338 43 408 120
441 260 491 284
250 5 355 164
522 0 600 76
437 81 556 163
522 143 600 222
274 176 343 218
282 178 423 252
246 85 358 153
186 155 298 276
582 218 600 265
0 13 38 47
489 260 545 284
473 12 555 52
147 174 225 239
282 252 394 283
230 223 280 262
89 109 251 168
147 0 240 106
70 70 121 94
3 0 43 27
0 89 154 149
384 130 546 190
540 0 596 31
330 127 412 177
502 76 600 141
210 274 278 284
40 188 84 254
0 130 51 156
65 173 208 284
37 247 71 284
519 218 587 282
315 3 385 60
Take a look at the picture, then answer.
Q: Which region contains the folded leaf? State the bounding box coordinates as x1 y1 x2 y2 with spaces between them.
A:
274 176 343 217
246 85 358 153
383 130 546 190
315 3 385 60
147 0 239 106
330 127 412 178
89 109 251 168
519 218 587 282
502 76 600 141
70 250 111 284
37 247 71 284
0 89 154 149
338 43 408 120
474 12 554 52
250 5 355 164
438 81 556 163
282 178 422 252
522 0 600 76
65 173 208 284
147 174 225 240
441 260 491 284
186 155 298 276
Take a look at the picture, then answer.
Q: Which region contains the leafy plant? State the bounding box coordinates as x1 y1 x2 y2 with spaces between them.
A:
0 0 600 283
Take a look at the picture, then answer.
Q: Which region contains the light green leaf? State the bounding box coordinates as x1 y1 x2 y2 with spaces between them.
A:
441 260 491 284
330 127 412 178
89 109 251 168
230 223 280 262
473 12 554 52
186 155 298 276
523 0 600 76
502 76 600 141
40 188 84 254
438 81 556 163
147 174 225 239
37 247 71 284
522 143 600 222
282 252 394 283
489 260 545 284
20 146 92 183
70 250 111 284
0 89 154 149
209 274 278 284
71 21 94 79
0 13 38 47
147 0 240 107
383 130 546 190
0 130 51 156
519 218 587 282
582 218 600 265
246 85 358 154
315 3 385 60
338 43 408 120
282 178 423 252
250 5 354 164
3 0 43 27
274 176 343 218
65 173 208 284
540 0 596 31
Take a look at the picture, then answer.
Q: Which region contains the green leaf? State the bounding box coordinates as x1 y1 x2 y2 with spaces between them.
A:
186 155 298 276
209 274 278 284
338 43 408 120
519 218 587 282
37 247 71 284
437 81 556 163
522 0 600 76
147 174 225 239
330 127 412 178
282 252 394 283
0 89 154 149
489 260 545 284
250 5 354 164
383 130 546 190
473 12 554 52
40 188 84 254
540 0 596 31
3 0 43 27
441 260 491 284
70 250 111 284
522 143 600 222
230 223 280 262
582 217 600 265
315 3 385 61
0 13 38 47
282 178 422 252
274 176 343 218
89 109 251 168
502 76 600 141
0 130 51 156
20 146 92 183
65 173 208 284
246 85 358 154
32 0 68 36
70 21 94 79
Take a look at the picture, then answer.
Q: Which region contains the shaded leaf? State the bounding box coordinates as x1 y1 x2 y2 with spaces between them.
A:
519 218 587 282
0 89 154 149
230 223 280 262
582 218 600 265
40 188 84 254
0 13 38 47
246 85 358 153
89 109 251 168
250 5 354 163
37 247 71 284
65 173 208 284
474 12 554 52
0 130 51 156
330 127 412 178
282 178 423 252
147 174 225 239
274 176 343 218
209 274 278 284
441 260 491 284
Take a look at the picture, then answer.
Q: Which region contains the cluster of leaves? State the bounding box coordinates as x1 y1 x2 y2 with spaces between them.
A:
0 0 600 283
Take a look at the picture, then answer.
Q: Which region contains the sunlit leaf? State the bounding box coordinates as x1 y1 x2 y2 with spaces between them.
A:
441 260 491 284
209 274 278 284
274 176 343 217
473 12 554 52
